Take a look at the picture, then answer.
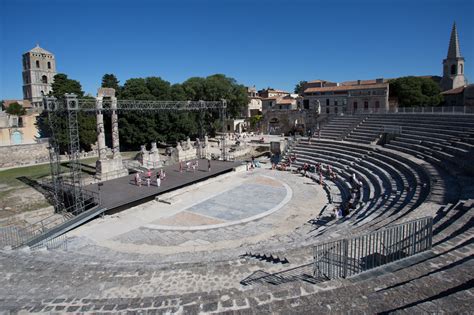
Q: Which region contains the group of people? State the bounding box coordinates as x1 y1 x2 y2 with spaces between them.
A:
333 174 362 220
134 158 214 187
333 190 359 219
134 168 166 187
296 162 337 184
275 153 296 171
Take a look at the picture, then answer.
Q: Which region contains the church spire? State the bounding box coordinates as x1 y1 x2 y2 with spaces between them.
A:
447 22 461 59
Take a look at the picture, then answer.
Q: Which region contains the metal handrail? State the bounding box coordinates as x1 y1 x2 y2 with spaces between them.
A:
313 217 433 279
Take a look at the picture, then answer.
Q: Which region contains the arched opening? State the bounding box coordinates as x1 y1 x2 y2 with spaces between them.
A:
11 131 23 145
269 117 280 135
451 64 456 75
36 60 40 68
47 61 51 69
42 75 48 84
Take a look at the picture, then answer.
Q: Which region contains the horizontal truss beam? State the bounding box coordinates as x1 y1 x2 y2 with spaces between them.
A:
44 97 226 112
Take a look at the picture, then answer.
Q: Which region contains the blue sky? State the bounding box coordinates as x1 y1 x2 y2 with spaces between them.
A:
1 0 473 99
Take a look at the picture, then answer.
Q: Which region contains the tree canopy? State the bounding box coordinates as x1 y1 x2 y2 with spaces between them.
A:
116 74 248 149
5 102 26 116
101 74 121 97
50 73 84 99
294 80 308 95
37 73 95 152
389 76 443 107
37 72 249 152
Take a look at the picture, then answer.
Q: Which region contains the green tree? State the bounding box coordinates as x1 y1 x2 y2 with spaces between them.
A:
5 102 26 116
101 73 121 97
249 114 262 129
50 73 84 99
170 84 187 101
389 76 443 107
37 74 96 152
294 80 308 95
146 77 171 100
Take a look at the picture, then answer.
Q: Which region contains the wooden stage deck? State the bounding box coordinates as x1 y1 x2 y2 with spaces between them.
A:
84 159 242 213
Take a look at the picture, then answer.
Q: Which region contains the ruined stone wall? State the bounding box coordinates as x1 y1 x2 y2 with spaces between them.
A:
0 142 49 168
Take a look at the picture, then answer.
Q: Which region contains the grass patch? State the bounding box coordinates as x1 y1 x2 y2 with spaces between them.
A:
0 152 137 189
0 164 54 188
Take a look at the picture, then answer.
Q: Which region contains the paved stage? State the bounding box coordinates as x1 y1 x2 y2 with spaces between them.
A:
84 159 242 212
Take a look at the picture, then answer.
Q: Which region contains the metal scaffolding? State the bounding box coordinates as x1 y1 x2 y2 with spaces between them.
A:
43 94 227 216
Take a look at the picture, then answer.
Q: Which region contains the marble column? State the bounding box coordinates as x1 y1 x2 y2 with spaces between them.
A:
111 97 120 159
96 97 107 160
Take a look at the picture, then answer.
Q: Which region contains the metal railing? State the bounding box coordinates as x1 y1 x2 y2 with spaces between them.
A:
313 217 433 280
30 234 68 251
339 106 474 116
396 106 474 115
0 195 98 249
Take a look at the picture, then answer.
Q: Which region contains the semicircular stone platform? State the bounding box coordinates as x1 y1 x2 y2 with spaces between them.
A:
64 169 325 260
144 175 292 230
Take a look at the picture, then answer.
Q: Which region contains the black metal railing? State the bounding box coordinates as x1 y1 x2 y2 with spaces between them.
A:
313 217 433 279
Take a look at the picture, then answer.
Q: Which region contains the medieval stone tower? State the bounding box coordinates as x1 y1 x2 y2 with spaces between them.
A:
22 45 57 108
440 23 467 91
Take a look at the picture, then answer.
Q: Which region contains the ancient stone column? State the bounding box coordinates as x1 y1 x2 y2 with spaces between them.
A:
111 96 120 159
95 97 107 160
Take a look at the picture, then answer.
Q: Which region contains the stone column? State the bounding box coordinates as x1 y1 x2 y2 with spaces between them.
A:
111 96 120 159
96 97 107 160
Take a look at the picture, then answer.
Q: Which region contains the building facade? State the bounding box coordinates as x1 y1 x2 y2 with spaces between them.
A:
22 45 57 108
303 79 389 115
440 23 467 91
243 86 262 117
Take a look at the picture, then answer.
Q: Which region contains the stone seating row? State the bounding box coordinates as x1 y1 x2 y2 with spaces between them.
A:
290 141 429 240
343 116 474 145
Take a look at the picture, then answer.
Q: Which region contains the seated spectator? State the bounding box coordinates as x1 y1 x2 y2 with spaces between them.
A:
337 207 343 219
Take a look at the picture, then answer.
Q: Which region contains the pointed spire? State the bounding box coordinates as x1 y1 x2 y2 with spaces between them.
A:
447 22 461 59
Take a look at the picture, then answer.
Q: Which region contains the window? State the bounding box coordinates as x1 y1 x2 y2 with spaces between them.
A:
353 102 358 110
334 100 338 106
335 107 338 114
42 75 48 84
326 99 329 106
375 101 380 108
36 60 40 68
460 64 463 74
451 64 456 75
326 107 330 114
303 99 309 109
47 62 51 69
364 101 369 109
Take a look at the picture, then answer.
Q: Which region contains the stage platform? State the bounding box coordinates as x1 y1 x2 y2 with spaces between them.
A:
85 159 243 213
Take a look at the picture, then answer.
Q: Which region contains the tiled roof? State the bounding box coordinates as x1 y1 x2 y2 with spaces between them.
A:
441 86 465 95
340 79 387 86
304 83 388 93
28 44 53 55
3 100 32 108
276 98 296 105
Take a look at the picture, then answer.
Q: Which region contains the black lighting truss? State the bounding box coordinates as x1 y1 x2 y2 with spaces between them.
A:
43 94 227 215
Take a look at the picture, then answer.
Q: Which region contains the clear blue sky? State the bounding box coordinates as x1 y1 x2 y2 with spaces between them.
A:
1 0 473 99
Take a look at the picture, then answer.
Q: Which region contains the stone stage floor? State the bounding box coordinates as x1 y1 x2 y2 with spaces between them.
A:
67 168 326 260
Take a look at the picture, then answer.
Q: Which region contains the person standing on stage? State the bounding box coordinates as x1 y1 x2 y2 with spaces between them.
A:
156 172 161 187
